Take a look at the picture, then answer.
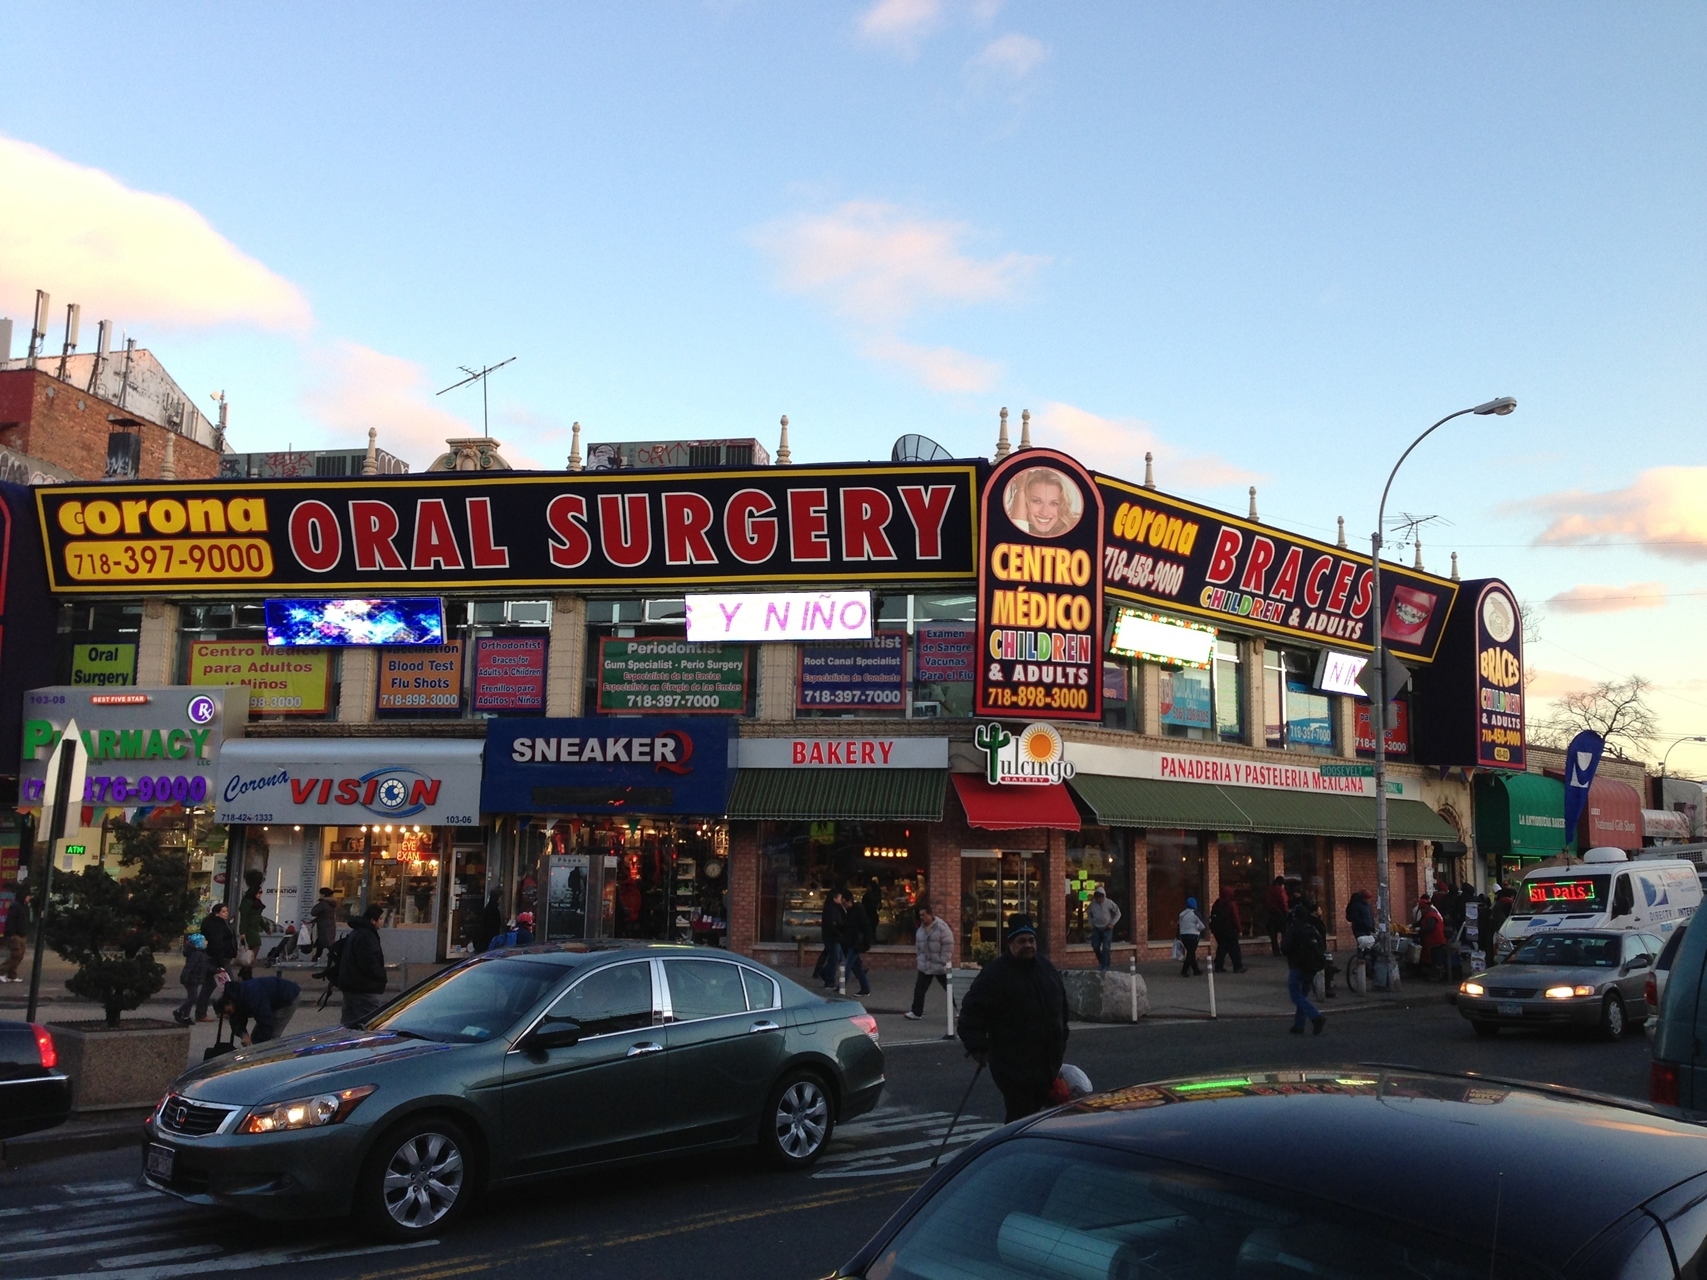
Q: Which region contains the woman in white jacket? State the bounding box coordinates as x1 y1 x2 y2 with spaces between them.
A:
906 903 956 1020
1178 898 1207 977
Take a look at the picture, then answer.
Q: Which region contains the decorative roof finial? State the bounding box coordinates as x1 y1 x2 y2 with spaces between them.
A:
1247 486 1259 522
568 421 583 471
1413 539 1424 571
776 414 791 466
1450 551 1460 582
160 432 176 481
1018 408 1031 451
362 427 378 476
995 407 1011 459
1336 516 1346 548
1143 451 1155 489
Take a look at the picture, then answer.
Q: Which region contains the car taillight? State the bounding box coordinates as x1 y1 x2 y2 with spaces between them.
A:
1645 976 1658 1008
849 1013 879 1042
31 1023 56 1070
1653 1061 1680 1107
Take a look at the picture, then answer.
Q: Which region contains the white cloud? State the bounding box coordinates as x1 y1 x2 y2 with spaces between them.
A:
861 335 1003 393
753 200 1044 323
967 33 1048 81
1527 669 1597 700
0 133 311 334
1030 401 1260 492
301 342 477 470
1546 582 1669 614
1526 467 1707 562
857 0 943 56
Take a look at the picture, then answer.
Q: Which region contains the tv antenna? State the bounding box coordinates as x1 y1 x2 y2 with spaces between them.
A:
436 357 516 435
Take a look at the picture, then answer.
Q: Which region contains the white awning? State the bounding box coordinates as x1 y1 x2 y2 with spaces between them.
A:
216 738 483 828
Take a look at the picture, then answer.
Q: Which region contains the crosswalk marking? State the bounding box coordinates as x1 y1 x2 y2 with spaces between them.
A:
814 1106 993 1179
0 1190 161 1219
96 1243 225 1268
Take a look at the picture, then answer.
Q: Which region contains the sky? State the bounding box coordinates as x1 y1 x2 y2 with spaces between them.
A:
0 2 1702 763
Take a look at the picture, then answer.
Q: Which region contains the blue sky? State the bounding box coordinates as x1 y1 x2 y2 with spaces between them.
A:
1 2 1703 754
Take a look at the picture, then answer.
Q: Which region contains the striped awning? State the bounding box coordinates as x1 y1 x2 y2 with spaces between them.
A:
726 769 947 822
1069 774 1457 841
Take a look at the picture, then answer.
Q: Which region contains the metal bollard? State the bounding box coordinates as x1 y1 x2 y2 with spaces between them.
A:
838 960 847 996
1206 957 1217 1020
1129 951 1138 1023
946 969 957 1040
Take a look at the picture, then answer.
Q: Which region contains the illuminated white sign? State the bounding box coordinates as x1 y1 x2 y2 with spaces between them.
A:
1107 609 1216 669
1314 650 1368 697
684 591 873 643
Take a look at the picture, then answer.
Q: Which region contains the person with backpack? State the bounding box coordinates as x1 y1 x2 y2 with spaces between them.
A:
171 933 210 1025
337 903 388 1027
1282 901 1327 1035
1210 886 1245 974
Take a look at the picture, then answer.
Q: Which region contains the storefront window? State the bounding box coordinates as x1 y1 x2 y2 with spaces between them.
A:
1101 659 1134 731
101 808 228 922
910 593 977 718
1215 833 1269 938
1146 830 1206 940
1065 829 1130 943
55 601 142 685
1283 834 1334 927
760 821 927 945
1159 665 1213 740
1264 648 1334 754
583 599 756 717
320 824 443 932
179 604 339 721
1215 639 1244 742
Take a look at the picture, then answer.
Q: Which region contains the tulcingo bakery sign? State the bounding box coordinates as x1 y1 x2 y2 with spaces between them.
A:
976 721 1078 786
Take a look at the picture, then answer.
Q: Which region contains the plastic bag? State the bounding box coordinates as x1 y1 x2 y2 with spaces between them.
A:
1170 938 1184 962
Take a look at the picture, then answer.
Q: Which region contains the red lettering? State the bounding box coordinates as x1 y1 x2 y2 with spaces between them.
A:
1271 546 1303 602
840 488 896 561
1327 561 1357 611
335 779 360 805
1206 527 1242 585
362 777 379 806
410 498 465 571
897 485 955 560
288 501 341 573
598 493 652 568
349 500 406 572
1238 535 1276 593
725 489 778 564
290 778 317 804
661 492 718 565
860 741 875 763
408 779 441 806
466 497 510 569
792 741 806 764
1350 568 1374 618
317 779 333 804
546 494 591 568
879 742 893 763
788 488 830 561
1303 554 1333 608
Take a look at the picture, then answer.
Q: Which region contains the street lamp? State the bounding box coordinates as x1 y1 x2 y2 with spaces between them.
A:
1659 737 1707 809
1370 396 1516 988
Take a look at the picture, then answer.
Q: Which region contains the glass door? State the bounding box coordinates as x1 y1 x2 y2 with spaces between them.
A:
960 850 1042 961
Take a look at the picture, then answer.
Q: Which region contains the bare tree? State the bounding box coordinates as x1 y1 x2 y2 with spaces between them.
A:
1531 675 1658 761
1519 601 1543 690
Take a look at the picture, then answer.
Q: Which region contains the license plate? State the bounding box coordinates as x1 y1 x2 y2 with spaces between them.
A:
1497 1002 1523 1018
146 1143 175 1181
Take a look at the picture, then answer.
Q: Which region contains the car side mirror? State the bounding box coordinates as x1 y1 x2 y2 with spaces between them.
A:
529 1017 582 1050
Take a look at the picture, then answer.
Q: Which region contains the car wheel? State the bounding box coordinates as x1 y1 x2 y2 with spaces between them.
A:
1600 993 1627 1041
760 1070 834 1169
1471 1020 1499 1038
359 1115 473 1240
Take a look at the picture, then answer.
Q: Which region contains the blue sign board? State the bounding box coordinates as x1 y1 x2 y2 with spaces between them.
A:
797 633 905 710
1159 668 1213 729
482 717 734 815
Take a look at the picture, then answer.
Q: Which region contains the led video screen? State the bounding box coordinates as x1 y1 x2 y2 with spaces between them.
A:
265 598 445 647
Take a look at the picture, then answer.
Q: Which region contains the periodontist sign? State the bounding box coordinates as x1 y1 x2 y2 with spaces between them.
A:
35 463 977 594
974 448 1104 722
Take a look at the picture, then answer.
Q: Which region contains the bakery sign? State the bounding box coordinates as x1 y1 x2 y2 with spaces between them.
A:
1061 740 1412 798
976 721 1077 786
736 737 949 769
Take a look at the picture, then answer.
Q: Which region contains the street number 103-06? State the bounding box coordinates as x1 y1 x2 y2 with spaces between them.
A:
86 774 210 804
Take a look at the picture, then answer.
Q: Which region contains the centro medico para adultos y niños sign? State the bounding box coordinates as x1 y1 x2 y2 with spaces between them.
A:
18 685 248 809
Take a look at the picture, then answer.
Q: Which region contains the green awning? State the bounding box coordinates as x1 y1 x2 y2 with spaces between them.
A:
726 769 947 822
1475 772 1568 858
1070 774 1458 842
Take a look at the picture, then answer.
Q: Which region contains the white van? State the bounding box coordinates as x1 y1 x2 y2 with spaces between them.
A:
1498 848 1702 956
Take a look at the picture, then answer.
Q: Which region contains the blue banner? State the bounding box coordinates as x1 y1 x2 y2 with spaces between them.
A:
1562 729 1606 848
482 717 733 815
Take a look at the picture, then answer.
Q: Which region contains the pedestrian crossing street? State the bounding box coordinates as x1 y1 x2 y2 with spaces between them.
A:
813 1104 999 1179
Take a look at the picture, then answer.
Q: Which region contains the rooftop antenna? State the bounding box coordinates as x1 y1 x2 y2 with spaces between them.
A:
436 357 516 436
56 304 80 382
209 391 229 452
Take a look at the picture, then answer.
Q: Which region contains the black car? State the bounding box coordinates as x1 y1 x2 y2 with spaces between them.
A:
836 1068 1707 1278
0 1020 73 1139
145 944 884 1237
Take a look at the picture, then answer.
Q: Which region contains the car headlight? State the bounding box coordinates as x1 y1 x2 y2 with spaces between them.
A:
1544 985 1596 999
1461 981 1484 996
237 1086 375 1134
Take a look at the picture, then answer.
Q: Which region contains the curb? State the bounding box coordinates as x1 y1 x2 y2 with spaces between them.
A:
2 1114 146 1168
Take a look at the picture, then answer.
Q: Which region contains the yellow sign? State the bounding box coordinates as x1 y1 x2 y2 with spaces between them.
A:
188 641 330 715
377 642 464 712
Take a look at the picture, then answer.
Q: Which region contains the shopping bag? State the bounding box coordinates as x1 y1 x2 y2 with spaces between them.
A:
1170 938 1184 962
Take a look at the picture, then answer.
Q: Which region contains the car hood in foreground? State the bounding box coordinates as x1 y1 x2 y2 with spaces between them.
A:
1469 964 1619 989
170 1025 479 1106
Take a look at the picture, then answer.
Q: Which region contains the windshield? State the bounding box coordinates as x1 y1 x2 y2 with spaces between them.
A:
1507 933 1620 968
865 1137 1552 1280
1514 875 1609 917
364 957 566 1043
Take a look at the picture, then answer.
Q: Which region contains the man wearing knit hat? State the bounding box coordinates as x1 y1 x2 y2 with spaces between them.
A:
957 914 1069 1122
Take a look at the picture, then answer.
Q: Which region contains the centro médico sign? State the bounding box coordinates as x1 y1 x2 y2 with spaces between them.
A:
18 686 248 809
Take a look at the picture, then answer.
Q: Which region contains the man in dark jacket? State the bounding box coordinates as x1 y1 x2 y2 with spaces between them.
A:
1 891 28 983
1209 887 1244 974
309 888 339 961
840 889 873 997
1264 877 1290 956
813 891 847 989
1281 902 1326 1035
958 914 1069 1122
472 889 503 955
337 904 388 1027
218 974 301 1045
196 903 238 1021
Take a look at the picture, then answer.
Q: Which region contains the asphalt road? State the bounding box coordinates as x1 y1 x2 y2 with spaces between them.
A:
0 997 1657 1280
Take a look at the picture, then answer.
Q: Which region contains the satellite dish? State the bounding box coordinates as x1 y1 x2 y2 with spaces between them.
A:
891 433 952 462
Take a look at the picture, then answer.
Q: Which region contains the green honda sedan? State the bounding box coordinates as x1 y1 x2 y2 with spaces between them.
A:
142 944 884 1239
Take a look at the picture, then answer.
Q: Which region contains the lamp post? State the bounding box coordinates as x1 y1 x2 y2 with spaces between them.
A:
1370 396 1516 986
1659 737 1707 828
